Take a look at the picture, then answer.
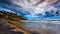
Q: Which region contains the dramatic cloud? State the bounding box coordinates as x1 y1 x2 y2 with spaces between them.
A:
0 0 60 20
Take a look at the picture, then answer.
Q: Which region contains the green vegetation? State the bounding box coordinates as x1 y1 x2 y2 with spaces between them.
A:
0 10 27 21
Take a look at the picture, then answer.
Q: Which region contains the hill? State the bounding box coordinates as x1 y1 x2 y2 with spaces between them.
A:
0 11 30 34
0 10 27 21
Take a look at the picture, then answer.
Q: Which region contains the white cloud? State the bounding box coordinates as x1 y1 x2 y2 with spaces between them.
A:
11 0 58 15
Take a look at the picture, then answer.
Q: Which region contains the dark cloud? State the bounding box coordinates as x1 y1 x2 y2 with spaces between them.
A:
0 0 12 5
0 0 30 18
0 0 13 10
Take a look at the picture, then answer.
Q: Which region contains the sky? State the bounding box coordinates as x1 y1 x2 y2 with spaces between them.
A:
0 0 60 20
